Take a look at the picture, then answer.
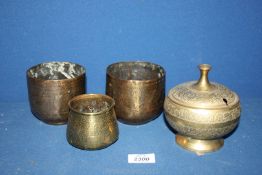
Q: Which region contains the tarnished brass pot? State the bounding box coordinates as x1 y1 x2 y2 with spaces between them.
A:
164 64 241 154
27 61 85 125
106 61 165 125
67 94 119 150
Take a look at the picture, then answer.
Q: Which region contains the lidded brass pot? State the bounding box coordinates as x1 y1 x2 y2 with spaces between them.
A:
164 64 241 154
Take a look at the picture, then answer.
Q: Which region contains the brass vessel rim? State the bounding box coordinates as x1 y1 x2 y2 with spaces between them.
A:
106 61 165 83
165 110 240 125
68 94 115 115
26 61 86 81
166 95 240 110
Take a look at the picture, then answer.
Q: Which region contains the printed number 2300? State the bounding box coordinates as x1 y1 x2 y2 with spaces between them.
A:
128 153 155 164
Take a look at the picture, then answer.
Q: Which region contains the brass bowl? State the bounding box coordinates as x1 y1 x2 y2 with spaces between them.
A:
67 94 119 150
106 61 165 124
164 64 241 154
27 61 85 125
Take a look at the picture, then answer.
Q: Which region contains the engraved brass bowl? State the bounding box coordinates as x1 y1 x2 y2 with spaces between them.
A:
27 61 85 125
106 61 165 125
164 64 241 154
67 94 119 150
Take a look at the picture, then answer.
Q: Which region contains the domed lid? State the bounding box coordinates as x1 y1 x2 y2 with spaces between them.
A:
168 64 240 109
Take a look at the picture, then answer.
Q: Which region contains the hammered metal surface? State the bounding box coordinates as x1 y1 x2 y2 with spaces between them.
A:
27 62 86 124
106 62 165 124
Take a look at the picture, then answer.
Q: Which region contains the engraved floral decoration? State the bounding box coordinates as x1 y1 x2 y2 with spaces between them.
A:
170 81 238 108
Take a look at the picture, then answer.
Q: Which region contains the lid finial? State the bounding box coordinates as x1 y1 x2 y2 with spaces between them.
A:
193 64 213 91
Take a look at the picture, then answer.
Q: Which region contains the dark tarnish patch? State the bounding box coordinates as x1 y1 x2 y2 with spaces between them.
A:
29 62 85 80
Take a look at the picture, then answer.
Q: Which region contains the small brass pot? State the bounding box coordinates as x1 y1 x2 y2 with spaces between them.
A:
67 94 119 150
164 64 241 154
27 61 85 125
106 61 165 124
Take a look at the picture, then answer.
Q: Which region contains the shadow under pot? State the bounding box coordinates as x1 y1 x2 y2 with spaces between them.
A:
27 61 86 125
67 94 119 150
106 61 165 125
